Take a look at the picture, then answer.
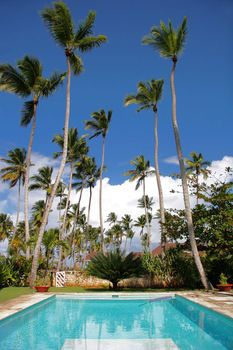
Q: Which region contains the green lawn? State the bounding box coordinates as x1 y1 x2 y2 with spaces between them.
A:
0 286 188 303
0 287 35 303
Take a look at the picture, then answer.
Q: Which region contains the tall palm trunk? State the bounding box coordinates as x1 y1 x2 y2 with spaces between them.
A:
57 162 74 271
30 56 71 287
12 177 21 238
170 60 209 289
142 177 150 249
24 99 38 260
99 137 105 252
154 109 166 254
196 171 199 205
87 185 92 226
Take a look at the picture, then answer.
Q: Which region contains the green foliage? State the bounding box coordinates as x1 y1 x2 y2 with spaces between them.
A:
142 248 200 288
219 273 228 285
87 250 143 289
142 17 187 61
0 256 31 288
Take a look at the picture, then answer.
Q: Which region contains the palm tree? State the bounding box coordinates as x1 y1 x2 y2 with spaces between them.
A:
28 2 107 286
186 152 210 204
125 155 153 249
0 214 13 242
134 215 146 237
0 148 26 236
85 158 100 225
29 166 53 203
53 128 88 270
0 56 65 260
85 109 112 251
143 18 209 289
124 80 167 254
121 214 134 251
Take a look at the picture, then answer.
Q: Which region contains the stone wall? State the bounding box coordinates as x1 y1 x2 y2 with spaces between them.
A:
53 270 109 288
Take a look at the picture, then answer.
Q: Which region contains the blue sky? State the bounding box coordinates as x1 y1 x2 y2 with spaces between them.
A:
0 0 232 185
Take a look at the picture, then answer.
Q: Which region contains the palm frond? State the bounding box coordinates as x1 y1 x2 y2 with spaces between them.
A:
74 11 96 41
0 64 30 97
17 56 42 88
77 35 107 52
21 100 34 126
69 53 84 75
41 1 74 48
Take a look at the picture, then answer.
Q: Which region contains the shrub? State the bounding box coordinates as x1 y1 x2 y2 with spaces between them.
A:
142 248 200 288
0 256 15 288
87 250 143 289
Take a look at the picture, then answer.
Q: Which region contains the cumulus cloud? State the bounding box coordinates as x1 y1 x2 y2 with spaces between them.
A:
163 155 179 165
1 153 233 253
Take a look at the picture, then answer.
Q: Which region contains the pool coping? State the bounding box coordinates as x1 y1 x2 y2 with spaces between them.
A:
0 291 233 322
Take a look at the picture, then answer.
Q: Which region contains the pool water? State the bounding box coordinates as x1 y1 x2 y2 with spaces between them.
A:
0 295 232 350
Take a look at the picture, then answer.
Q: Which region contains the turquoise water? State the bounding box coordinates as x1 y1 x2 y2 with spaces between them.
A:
0 295 233 350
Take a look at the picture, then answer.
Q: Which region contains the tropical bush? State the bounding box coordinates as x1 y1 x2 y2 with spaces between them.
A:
87 250 143 289
0 257 15 288
0 256 31 288
142 248 200 288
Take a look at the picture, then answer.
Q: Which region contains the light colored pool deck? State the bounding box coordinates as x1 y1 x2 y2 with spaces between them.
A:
0 290 233 322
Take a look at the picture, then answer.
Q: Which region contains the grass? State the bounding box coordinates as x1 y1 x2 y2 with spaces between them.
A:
0 285 189 303
0 287 35 303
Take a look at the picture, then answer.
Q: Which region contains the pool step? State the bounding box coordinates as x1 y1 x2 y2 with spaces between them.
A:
61 339 179 350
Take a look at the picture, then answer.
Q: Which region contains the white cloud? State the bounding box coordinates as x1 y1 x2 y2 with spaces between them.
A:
1 153 233 253
163 155 179 165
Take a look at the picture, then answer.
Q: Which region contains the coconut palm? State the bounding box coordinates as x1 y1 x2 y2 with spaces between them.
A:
186 152 210 204
53 128 88 270
0 56 65 260
134 215 146 237
121 214 134 251
29 166 53 203
125 155 153 249
29 3 107 286
0 214 13 242
85 157 100 225
142 18 209 288
0 148 26 237
124 79 167 253
85 109 112 251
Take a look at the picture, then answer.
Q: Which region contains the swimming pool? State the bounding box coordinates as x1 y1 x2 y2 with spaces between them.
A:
0 294 232 350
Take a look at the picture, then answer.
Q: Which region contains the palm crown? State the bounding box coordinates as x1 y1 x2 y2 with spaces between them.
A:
0 148 27 187
142 17 187 62
41 2 107 74
124 79 164 112
29 166 53 196
124 155 152 190
85 109 112 139
53 128 88 163
0 56 65 126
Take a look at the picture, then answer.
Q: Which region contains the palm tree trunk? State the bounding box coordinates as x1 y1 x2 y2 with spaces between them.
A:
196 172 199 205
29 56 71 287
99 137 105 252
154 109 166 255
170 60 209 289
87 185 92 226
143 178 150 249
24 100 37 260
57 162 74 271
12 177 21 238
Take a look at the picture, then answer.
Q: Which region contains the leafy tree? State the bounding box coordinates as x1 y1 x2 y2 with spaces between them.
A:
0 148 26 236
30 2 106 286
125 79 167 253
143 18 209 289
87 250 143 289
125 155 153 249
0 56 65 260
85 109 112 251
